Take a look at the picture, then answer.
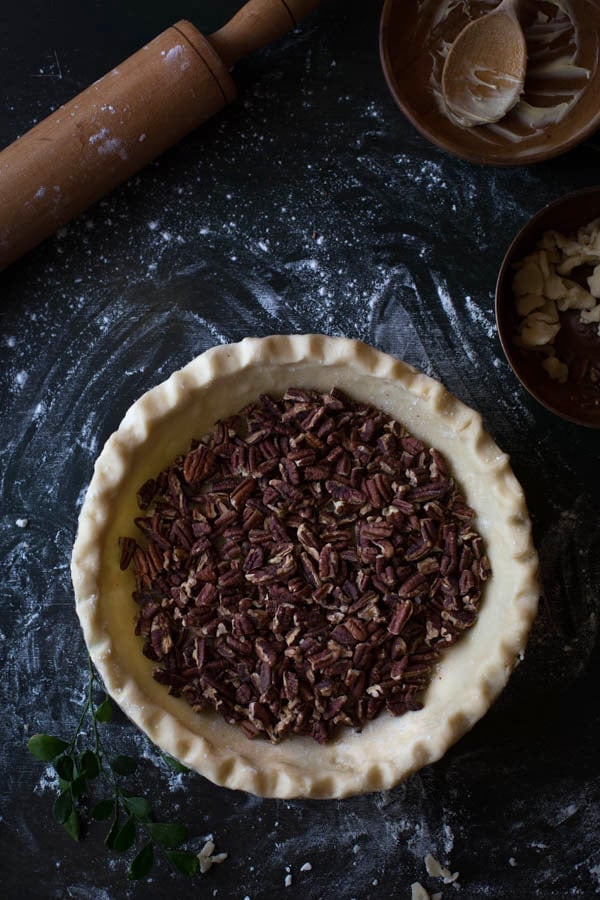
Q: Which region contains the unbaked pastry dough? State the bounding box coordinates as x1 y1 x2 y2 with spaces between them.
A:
71 335 539 799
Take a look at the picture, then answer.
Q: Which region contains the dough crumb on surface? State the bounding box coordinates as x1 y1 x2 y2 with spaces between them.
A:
15 517 29 528
424 853 459 884
300 862 312 872
197 838 228 874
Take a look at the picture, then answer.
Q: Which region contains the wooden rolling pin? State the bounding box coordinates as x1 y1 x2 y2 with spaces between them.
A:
0 0 321 272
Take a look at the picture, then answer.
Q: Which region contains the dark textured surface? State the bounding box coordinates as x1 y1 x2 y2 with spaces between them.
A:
1 2 599 898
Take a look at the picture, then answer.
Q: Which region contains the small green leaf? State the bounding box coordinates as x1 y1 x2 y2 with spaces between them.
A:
146 822 188 848
128 841 154 880
110 755 137 776
91 798 115 821
113 816 136 853
28 734 69 761
94 696 113 723
70 773 87 800
54 754 75 782
62 807 81 841
165 850 199 876
105 811 121 849
80 749 100 779
52 790 73 825
163 754 190 774
124 796 152 820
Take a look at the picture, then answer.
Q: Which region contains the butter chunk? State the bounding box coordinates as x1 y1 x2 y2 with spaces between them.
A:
580 304 600 324
535 299 559 323
519 316 560 346
581 304 600 323
552 231 583 256
577 217 600 249
557 282 596 311
538 230 559 252
512 217 600 384
557 252 597 275
513 259 543 296
516 293 545 316
587 265 600 298
537 250 551 279
544 273 568 301
542 356 568 383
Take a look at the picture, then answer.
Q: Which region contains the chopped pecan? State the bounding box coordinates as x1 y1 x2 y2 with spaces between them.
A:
183 445 216 487
119 536 137 570
121 388 491 744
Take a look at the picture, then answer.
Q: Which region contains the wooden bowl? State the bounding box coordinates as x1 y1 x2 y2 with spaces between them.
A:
379 0 600 166
495 187 600 428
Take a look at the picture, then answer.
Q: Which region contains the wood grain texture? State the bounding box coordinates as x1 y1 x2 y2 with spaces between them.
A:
209 0 322 67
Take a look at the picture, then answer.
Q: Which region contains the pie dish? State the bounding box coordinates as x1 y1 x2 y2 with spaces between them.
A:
71 335 539 798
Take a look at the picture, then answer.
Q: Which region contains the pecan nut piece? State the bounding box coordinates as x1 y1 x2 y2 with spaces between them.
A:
122 388 491 745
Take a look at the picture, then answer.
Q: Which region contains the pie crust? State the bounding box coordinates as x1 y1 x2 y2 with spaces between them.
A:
71 335 539 799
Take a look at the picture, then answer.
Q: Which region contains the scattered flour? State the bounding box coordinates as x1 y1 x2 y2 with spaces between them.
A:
2 16 598 898
165 45 184 62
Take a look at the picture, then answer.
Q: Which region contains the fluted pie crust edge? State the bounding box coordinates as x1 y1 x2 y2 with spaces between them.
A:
71 335 539 799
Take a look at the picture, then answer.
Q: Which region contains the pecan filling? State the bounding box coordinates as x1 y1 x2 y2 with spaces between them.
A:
120 388 491 744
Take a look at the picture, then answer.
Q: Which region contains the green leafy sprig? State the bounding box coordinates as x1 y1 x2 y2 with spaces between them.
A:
28 656 198 880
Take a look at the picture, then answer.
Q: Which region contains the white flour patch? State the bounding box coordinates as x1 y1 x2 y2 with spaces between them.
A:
97 137 127 160
590 863 600 888
465 295 496 338
431 272 478 365
89 127 109 144
443 824 454 854
34 766 60 796
164 44 190 72
165 45 184 62
393 155 448 190
66 887 112 900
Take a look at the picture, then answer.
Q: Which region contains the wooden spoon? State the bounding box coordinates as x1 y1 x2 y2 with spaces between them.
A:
441 0 527 128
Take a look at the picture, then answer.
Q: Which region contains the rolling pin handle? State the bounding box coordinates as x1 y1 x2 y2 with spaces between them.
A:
209 0 321 68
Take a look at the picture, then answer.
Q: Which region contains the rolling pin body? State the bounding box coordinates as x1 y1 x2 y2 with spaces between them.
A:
0 0 321 271
0 22 234 271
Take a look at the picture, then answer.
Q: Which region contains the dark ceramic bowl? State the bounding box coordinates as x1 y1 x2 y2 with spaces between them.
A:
379 0 600 166
495 187 600 428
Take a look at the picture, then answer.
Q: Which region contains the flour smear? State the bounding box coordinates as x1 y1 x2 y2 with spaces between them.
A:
2 13 599 897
